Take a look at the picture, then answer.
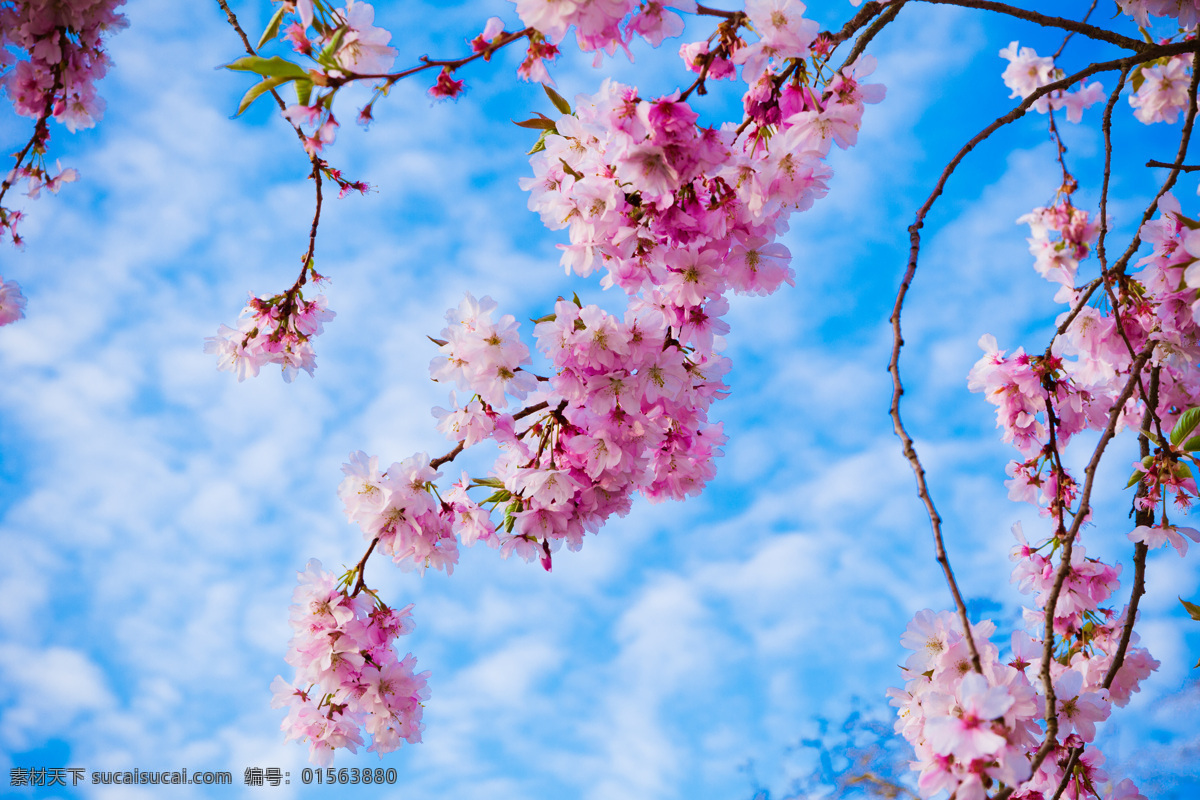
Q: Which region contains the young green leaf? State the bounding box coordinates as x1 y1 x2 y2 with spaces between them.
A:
318 26 348 68
1171 407 1200 445
1125 469 1143 490
290 78 311 106
257 5 287 50
542 83 572 115
1181 597 1200 621
527 128 551 155
236 75 296 116
225 55 309 80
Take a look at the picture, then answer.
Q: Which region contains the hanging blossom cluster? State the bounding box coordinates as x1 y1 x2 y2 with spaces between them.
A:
344 11 884 569
271 560 429 766
889 13 1200 798
0 0 127 244
890 608 1152 800
262 0 889 761
204 290 335 382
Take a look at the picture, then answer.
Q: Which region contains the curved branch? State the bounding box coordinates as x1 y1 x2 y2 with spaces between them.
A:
916 0 1148 52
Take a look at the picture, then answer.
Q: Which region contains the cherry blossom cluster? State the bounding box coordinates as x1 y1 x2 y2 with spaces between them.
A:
0 0 127 243
890 603 1155 800
998 41 1103 121
0 0 126 130
210 0 1200 780
889 14 1200 796
512 0 696 57
347 4 888 570
204 290 334 382
337 451 461 575
271 560 429 766
281 1 890 761
968 193 1200 540
1130 53 1194 126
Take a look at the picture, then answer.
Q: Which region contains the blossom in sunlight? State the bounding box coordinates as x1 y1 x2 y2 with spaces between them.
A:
332 1 397 75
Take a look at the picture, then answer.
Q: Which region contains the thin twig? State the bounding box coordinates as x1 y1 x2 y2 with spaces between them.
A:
892 49 1194 649
350 536 380 597
1105 52 1200 281
1051 0 1098 60
1095 68 1131 274
1146 159 1200 171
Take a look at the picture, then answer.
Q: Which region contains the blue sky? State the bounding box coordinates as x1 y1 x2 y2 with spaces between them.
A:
1 1 1198 798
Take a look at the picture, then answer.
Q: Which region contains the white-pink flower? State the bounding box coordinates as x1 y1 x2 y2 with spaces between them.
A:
0 276 28 326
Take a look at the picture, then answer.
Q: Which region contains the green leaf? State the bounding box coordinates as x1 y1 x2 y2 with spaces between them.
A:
472 477 504 488
1182 597 1200 621
482 490 512 505
319 25 348 68
527 128 550 155
559 159 584 181
542 83 572 115
513 116 557 130
225 55 310 80
236 75 295 116
295 78 313 107
257 5 287 49
1125 469 1143 490
1184 435 1200 452
1171 407 1200 445
531 313 556 324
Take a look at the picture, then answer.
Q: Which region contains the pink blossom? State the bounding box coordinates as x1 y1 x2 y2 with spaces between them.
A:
1129 522 1200 556
332 1 397 75
0 276 28 326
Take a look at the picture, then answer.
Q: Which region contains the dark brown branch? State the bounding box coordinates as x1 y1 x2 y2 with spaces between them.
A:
1101 368 1157 692
1048 747 1082 800
827 0 887 51
695 4 745 20
350 536 380 598
430 441 465 471
1095 68 1130 275
1146 159 1200 172
916 0 1148 52
839 1 907 72
512 400 551 421
889 259 984 673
